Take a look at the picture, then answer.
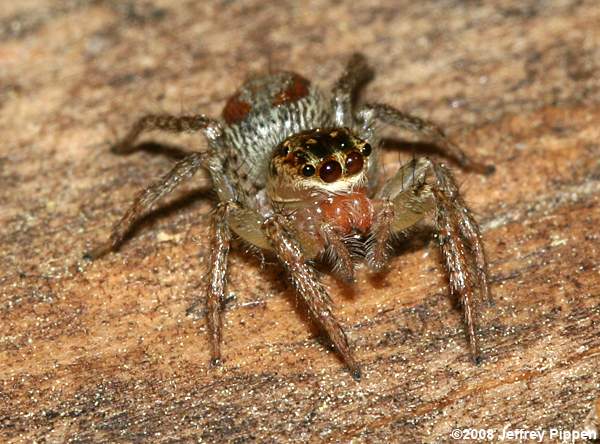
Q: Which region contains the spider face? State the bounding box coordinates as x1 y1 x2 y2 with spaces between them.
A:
268 127 372 203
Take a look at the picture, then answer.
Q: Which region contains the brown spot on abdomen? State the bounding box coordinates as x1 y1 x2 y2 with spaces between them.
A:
272 73 310 106
223 92 252 124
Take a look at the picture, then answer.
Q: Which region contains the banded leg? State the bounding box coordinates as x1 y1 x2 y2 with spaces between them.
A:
432 163 490 308
368 158 433 271
432 161 487 362
369 157 489 362
358 103 494 174
84 152 205 259
204 203 232 365
263 215 361 380
112 113 221 153
366 199 395 272
321 223 355 283
332 53 374 127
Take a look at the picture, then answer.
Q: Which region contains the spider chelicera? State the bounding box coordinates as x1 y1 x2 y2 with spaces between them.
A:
86 53 493 380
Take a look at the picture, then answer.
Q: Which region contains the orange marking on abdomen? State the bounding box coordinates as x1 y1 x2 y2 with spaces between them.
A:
272 74 310 106
222 92 252 124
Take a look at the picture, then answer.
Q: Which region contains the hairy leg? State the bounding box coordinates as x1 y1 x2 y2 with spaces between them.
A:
371 157 489 362
84 152 205 259
358 103 494 174
432 162 490 305
263 215 361 380
111 113 222 153
204 203 232 365
431 162 485 362
368 158 433 271
321 223 355 283
366 199 395 272
332 53 374 127
429 160 489 362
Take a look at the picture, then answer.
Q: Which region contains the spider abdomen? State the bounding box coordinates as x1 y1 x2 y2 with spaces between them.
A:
221 72 333 203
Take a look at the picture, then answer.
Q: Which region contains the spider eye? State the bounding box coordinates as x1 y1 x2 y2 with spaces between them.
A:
301 164 316 177
362 143 372 157
345 151 364 175
319 160 342 183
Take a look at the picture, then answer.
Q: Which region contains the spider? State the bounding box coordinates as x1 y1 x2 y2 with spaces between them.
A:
86 53 493 380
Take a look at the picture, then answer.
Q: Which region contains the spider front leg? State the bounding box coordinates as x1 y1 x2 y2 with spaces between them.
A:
369 157 489 363
432 161 490 307
263 215 362 380
357 103 494 175
228 209 361 379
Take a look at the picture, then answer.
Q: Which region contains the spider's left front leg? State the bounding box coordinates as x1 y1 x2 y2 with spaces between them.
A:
430 161 490 362
369 158 490 362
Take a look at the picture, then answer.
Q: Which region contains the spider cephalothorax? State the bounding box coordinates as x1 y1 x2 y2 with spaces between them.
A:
268 127 372 197
87 54 493 380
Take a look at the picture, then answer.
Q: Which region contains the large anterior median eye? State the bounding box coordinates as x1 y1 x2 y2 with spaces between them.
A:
345 151 364 175
319 160 342 183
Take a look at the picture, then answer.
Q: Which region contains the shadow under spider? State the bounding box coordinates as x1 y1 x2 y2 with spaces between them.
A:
381 137 468 167
108 141 215 251
113 140 194 160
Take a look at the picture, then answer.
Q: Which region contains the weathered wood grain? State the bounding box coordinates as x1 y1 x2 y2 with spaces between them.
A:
1 1 599 442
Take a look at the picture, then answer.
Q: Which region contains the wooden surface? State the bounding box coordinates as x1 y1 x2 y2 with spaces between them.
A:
1 1 599 442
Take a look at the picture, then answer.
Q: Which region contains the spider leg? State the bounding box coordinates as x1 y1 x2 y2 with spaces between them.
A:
367 158 434 271
432 162 490 308
222 208 360 377
370 157 489 362
332 53 374 127
357 103 494 175
263 215 361 380
204 203 232 366
365 199 396 272
321 223 355 283
432 161 488 362
111 113 222 153
84 152 205 259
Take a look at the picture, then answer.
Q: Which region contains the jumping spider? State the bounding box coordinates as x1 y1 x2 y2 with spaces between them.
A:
87 53 493 380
